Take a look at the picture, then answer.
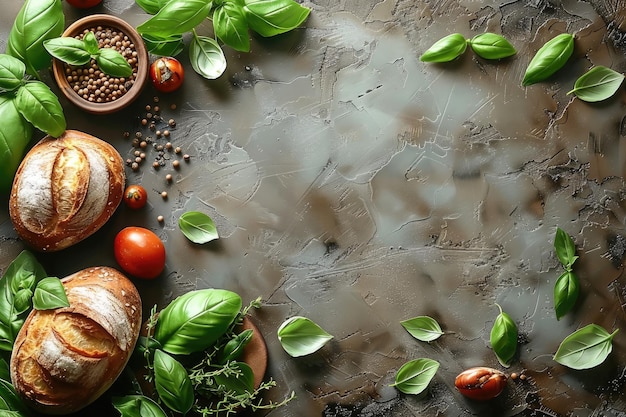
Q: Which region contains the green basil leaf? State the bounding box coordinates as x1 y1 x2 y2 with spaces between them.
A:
490 303 517 367
214 361 255 394
112 395 168 417
33 277 69 310
178 211 219 244
137 0 213 37
554 324 618 370
568 65 625 102
390 358 439 395
95 48 133 78
214 2 251 52
6 0 64 76
142 33 185 57
0 95 33 193
469 33 516 60
400 316 443 342
43 37 91 66
135 0 168 15
217 329 254 364
420 33 468 63
155 289 242 355
0 378 31 415
554 270 579 320
277 316 333 357
522 33 574 86
13 288 33 316
153 350 193 414
15 81 66 138
243 0 310 37
0 55 26 93
189 35 227 80
82 32 100 55
0 357 10 382
554 227 578 270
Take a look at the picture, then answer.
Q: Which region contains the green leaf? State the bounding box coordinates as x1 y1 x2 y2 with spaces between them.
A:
189 35 227 80
137 0 213 37
33 277 69 310
6 0 64 76
155 289 242 355
83 32 100 55
15 81 66 138
420 33 468 63
0 357 10 382
277 316 333 357
12 289 33 315
554 227 578 270
135 0 169 15
490 303 517 367
568 66 625 102
390 358 439 395
243 0 310 37
522 33 574 86
400 316 444 342
0 95 33 193
554 270 579 320
178 211 219 244
112 395 168 417
217 329 253 364
0 378 32 415
214 2 251 52
0 54 26 93
43 37 91 66
213 361 255 394
142 34 185 57
95 48 133 78
153 350 194 414
469 33 516 60
554 324 618 370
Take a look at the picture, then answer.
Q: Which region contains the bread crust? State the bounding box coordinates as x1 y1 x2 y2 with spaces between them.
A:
9 130 125 252
10 267 142 415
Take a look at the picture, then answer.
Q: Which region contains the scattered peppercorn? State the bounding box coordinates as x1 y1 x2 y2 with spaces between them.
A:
161 191 168 199
183 154 190 161
157 215 164 222
165 174 172 182
172 160 180 169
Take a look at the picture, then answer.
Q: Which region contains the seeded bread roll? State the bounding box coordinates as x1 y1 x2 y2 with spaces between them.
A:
10 267 142 415
9 130 125 252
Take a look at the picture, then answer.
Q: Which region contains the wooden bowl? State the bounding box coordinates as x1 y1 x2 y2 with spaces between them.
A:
51 14 148 115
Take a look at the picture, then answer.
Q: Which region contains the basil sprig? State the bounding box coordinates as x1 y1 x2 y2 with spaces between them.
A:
490 303 518 367
390 358 440 395
553 228 580 320
421 32 516 63
522 33 574 86
554 324 618 369
401 316 444 342
277 316 333 357
568 66 625 102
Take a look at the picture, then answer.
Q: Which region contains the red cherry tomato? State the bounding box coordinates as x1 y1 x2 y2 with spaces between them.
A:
123 184 148 210
150 57 184 93
114 227 166 279
65 0 102 8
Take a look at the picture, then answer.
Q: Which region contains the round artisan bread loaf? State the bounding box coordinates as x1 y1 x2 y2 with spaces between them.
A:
10 267 142 415
9 129 125 252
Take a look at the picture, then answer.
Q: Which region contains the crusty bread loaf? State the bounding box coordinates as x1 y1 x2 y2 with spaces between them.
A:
10 267 142 415
9 130 125 252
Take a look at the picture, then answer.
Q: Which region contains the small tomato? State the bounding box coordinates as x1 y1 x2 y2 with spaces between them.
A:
114 227 166 279
124 184 148 210
150 57 184 93
65 0 102 8
455 367 507 401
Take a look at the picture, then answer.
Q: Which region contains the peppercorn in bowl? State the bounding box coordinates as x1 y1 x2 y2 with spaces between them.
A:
51 14 148 115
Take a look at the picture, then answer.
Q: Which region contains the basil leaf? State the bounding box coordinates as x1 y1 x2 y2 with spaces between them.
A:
135 0 168 15
214 361 255 394
13 289 33 316
178 211 219 244
214 2 251 52
554 324 618 370
490 304 517 367
554 227 578 270
15 81 66 138
420 33 467 63
153 350 193 414
522 33 574 86
217 328 254 364
155 289 242 355
469 33 516 60
243 0 311 37
112 395 168 417
0 358 10 382
95 48 133 78
390 358 439 395
568 66 625 102
277 316 333 357
0 378 31 415
33 277 69 310
137 0 213 37
142 33 185 57
189 35 227 80
0 55 25 93
43 37 91 66
0 95 33 193
554 270 579 320
83 32 100 55
400 316 444 342
6 0 64 76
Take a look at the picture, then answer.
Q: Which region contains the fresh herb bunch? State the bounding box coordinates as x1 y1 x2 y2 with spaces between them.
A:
134 0 311 80
553 228 580 320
